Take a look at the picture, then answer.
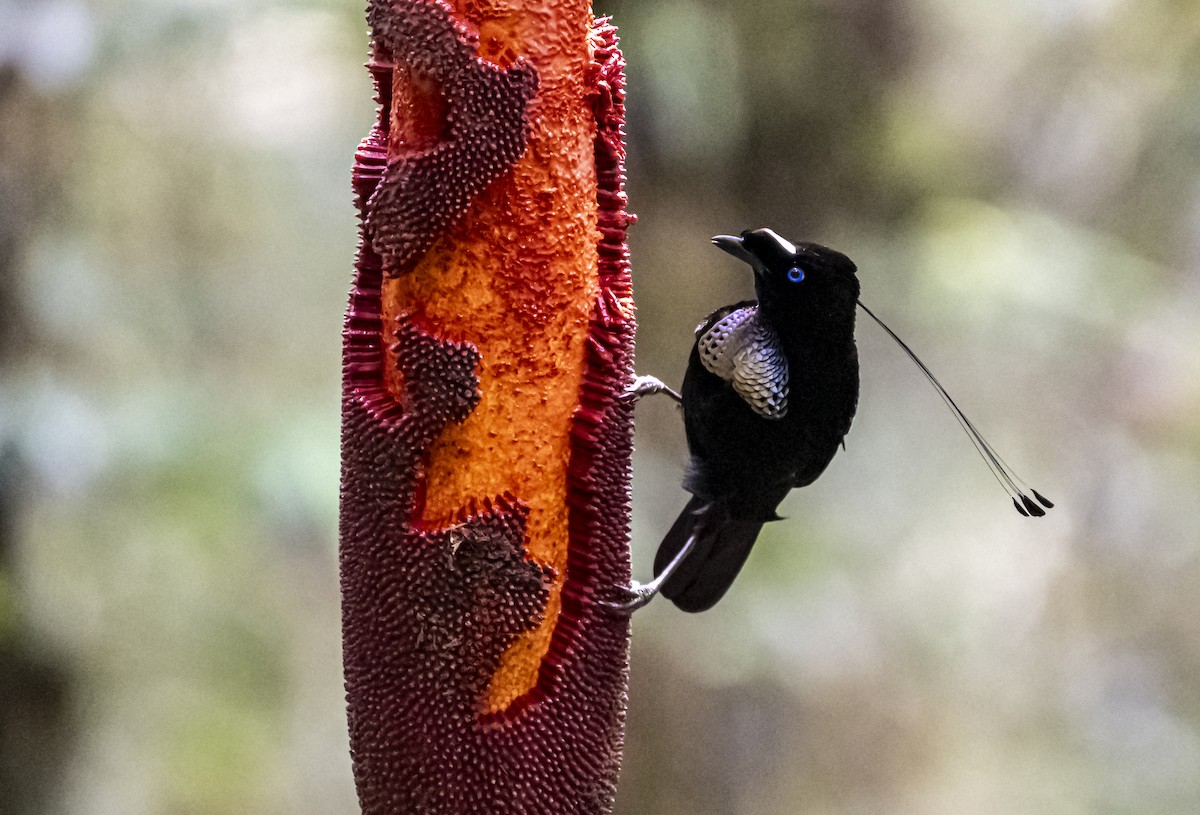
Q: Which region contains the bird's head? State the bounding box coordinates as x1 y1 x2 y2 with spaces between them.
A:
711 228 860 326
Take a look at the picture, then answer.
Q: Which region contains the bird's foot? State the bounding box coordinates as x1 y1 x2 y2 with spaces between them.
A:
597 580 660 615
597 522 704 615
620 375 682 404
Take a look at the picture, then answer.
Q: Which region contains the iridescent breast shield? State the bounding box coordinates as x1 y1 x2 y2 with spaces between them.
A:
697 306 789 419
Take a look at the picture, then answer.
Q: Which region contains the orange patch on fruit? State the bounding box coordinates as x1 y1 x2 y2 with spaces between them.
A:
381 0 598 714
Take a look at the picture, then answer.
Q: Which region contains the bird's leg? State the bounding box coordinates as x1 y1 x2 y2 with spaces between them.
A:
620 374 682 404
598 528 700 614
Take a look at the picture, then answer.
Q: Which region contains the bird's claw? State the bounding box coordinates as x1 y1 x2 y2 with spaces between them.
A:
620 375 683 405
597 581 658 614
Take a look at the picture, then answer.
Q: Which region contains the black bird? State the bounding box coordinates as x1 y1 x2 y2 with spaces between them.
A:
607 227 1053 613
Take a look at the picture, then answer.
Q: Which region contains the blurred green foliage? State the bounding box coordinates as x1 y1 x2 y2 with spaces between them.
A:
1 0 1199 812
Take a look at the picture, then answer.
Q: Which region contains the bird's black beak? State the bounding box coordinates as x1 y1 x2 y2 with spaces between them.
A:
711 235 759 269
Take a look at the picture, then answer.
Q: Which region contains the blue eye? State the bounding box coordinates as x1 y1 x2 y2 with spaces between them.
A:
787 267 804 282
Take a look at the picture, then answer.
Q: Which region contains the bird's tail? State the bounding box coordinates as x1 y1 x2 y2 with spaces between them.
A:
653 496 763 613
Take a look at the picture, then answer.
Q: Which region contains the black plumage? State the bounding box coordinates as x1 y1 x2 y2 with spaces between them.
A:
605 226 1053 615
653 228 861 612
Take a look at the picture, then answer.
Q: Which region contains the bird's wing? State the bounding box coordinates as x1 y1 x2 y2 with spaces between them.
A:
697 306 789 419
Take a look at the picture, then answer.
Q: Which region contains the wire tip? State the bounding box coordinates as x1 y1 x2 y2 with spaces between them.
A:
1019 494 1046 517
861 299 1053 518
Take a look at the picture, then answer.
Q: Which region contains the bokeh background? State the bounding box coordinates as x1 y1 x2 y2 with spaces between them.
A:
2 0 1199 813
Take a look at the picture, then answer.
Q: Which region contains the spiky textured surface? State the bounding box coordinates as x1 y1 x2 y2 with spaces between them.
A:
340 8 635 814
365 0 538 274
